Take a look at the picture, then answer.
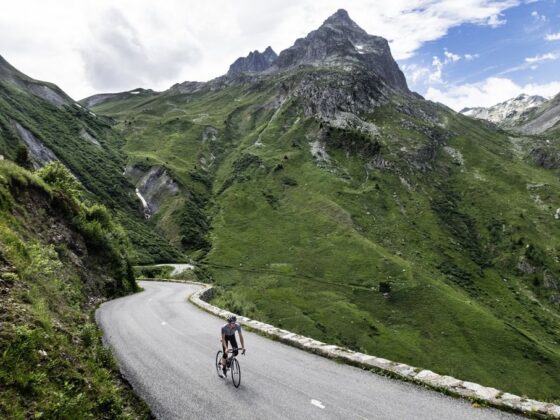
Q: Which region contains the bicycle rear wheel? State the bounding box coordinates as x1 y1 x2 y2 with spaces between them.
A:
231 358 241 388
215 351 223 377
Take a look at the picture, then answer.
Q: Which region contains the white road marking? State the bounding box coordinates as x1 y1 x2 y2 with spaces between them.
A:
311 399 325 409
161 321 167 326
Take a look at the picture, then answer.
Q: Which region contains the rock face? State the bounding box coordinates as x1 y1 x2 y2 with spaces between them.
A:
13 122 58 168
227 46 278 75
517 92 560 135
460 94 547 127
125 165 180 216
272 9 409 93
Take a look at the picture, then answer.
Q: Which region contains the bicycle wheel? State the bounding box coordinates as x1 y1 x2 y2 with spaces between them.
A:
215 351 223 377
231 358 241 388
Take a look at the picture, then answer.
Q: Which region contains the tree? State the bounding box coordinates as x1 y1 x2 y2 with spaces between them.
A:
15 145 32 169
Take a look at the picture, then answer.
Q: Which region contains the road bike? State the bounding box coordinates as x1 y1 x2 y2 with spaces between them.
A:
215 348 245 388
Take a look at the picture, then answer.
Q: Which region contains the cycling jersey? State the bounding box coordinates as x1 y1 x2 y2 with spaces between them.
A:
221 322 241 337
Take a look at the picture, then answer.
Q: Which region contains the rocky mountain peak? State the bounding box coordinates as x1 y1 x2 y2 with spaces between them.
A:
271 10 409 92
227 46 278 76
322 8 367 34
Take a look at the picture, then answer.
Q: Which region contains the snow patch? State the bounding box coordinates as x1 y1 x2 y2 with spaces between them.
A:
354 44 367 54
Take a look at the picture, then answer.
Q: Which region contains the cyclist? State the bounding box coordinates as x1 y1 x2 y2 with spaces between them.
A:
220 315 245 377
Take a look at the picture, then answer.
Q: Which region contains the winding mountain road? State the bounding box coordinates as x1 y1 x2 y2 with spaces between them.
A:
96 281 520 419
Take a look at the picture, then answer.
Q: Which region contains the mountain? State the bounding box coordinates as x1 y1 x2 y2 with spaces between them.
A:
81 9 560 401
227 46 278 75
515 91 560 135
0 54 180 262
0 54 73 107
80 87 157 108
460 94 547 127
272 9 408 92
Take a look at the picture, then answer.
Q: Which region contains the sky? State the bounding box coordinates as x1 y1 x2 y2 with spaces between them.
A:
0 0 559 110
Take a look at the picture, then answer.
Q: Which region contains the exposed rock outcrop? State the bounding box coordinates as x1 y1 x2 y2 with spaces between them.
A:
13 122 58 168
518 92 560 135
125 165 180 217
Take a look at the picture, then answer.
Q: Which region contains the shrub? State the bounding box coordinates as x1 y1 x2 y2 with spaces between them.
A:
281 176 298 187
379 281 392 294
36 162 82 200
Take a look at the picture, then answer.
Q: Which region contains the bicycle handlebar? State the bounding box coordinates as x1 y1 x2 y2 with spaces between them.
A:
225 348 246 353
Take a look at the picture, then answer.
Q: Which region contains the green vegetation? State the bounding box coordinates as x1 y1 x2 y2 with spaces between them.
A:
0 161 149 418
87 70 560 402
0 80 180 263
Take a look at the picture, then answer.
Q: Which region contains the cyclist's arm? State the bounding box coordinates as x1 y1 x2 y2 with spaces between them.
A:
239 330 245 353
222 333 227 350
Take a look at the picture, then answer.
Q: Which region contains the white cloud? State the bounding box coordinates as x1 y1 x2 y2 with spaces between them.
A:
525 53 559 63
401 64 431 84
531 10 546 22
464 53 480 60
0 0 521 99
425 77 560 110
430 56 444 83
545 32 560 41
444 50 461 62
486 14 507 27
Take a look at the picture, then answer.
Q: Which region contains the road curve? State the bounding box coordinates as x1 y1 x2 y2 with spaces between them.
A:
96 281 521 420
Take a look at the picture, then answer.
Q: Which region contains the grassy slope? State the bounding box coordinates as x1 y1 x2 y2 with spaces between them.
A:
0 161 150 418
91 72 560 401
0 81 180 263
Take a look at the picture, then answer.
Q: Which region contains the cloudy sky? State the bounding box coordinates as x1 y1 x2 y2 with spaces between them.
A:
1 0 558 110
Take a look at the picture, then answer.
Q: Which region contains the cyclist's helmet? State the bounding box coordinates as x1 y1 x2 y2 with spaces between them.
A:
227 315 237 323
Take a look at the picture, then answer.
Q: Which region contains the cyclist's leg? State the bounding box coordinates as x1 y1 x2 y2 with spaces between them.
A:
221 337 229 367
230 335 239 357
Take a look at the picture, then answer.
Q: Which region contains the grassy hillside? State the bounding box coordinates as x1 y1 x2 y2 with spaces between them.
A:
91 69 560 401
0 160 150 418
0 79 180 263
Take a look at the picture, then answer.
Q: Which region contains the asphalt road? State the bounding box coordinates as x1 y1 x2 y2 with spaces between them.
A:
96 281 521 420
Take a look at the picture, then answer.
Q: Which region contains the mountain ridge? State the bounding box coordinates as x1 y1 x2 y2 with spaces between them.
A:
0 54 74 107
460 93 547 127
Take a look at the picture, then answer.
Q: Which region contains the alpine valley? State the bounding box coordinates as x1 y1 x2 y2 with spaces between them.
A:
1 8 560 413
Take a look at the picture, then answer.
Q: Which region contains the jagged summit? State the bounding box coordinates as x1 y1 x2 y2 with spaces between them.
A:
227 46 278 76
322 8 367 34
223 10 408 93
271 9 408 92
